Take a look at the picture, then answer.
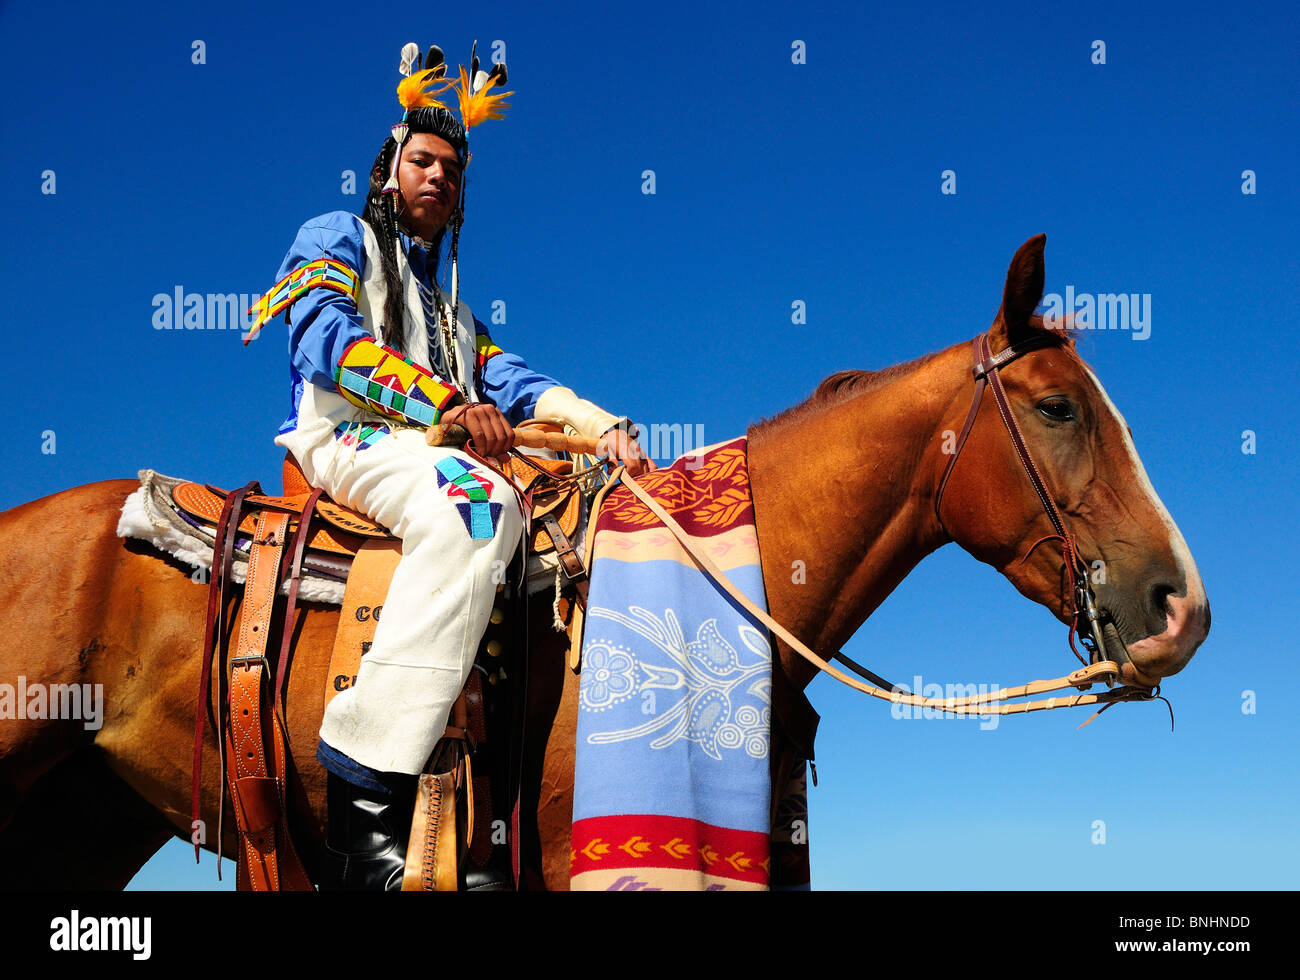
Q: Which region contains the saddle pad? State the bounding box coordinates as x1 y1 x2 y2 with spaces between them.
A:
117 470 349 605
571 437 774 891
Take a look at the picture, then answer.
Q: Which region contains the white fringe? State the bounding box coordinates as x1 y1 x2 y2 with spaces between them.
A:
115 483 346 605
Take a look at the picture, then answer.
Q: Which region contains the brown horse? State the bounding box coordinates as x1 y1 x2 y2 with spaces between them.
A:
0 235 1209 889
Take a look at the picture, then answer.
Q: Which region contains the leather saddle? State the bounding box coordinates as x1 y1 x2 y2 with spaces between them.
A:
171 450 585 582
187 444 590 892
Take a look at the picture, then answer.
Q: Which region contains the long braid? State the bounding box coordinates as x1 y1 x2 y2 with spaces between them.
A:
362 138 448 353
362 140 408 351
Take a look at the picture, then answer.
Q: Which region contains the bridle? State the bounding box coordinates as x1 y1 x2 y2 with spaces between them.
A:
934 331 1112 671
612 330 1166 725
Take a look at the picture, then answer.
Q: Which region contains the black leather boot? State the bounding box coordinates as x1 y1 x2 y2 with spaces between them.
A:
317 771 417 891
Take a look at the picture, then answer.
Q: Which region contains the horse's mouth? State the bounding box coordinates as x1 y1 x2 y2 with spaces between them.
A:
1099 619 1164 687
1119 660 1162 687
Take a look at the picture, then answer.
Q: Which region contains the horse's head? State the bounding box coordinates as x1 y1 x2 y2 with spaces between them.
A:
937 234 1209 686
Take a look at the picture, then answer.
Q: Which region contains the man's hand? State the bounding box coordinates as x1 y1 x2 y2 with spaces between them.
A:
596 428 657 477
441 401 514 463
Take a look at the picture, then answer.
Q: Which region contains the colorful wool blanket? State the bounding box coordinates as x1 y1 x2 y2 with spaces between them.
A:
571 436 780 890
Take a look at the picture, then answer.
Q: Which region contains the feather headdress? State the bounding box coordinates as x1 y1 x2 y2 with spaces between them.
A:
376 39 515 387
381 40 511 195
453 62 512 128
396 70 455 113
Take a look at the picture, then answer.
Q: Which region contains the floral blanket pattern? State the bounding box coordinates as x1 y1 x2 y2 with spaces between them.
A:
571 437 776 890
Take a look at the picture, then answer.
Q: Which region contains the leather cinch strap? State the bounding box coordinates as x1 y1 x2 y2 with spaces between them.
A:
192 489 312 889
224 509 312 890
192 479 259 868
276 487 323 707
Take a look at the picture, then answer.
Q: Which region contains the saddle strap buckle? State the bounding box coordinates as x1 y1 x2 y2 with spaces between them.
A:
229 653 272 685
538 512 587 586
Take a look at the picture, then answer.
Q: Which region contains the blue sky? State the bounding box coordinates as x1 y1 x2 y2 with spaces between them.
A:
0 0 1295 890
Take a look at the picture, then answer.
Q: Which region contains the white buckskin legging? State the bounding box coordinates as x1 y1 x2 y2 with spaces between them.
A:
291 424 525 776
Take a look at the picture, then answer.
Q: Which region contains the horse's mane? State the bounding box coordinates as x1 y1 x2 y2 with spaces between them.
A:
749 316 1076 436
749 350 944 435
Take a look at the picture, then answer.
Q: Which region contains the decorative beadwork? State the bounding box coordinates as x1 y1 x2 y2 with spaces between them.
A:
332 419 391 450
245 258 360 343
434 456 501 540
334 338 459 427
415 276 460 388
474 328 503 371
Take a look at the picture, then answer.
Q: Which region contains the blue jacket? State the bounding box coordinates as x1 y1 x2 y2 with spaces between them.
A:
271 211 561 435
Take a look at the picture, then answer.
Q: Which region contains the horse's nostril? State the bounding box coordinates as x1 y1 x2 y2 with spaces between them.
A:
1148 582 1176 621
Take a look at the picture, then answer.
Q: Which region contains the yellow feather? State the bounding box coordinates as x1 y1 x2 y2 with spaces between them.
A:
454 65 513 128
396 69 456 111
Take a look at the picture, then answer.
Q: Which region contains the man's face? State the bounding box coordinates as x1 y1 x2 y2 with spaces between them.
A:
397 132 463 240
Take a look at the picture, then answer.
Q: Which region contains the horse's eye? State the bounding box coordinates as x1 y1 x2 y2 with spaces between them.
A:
1037 398 1076 423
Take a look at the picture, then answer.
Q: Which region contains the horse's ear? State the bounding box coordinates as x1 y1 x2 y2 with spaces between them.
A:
990 233 1046 351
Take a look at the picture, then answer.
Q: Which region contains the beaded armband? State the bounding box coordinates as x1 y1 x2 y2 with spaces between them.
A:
334 338 460 427
474 328 503 371
244 258 361 344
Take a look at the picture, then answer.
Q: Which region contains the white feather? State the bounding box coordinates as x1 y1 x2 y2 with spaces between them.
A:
399 42 419 76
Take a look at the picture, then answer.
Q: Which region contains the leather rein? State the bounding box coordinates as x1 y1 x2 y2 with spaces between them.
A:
613 331 1165 725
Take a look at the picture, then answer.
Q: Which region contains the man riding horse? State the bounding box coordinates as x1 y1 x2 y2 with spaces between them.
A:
247 40 655 890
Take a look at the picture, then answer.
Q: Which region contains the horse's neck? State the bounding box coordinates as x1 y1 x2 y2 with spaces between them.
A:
747 343 967 690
